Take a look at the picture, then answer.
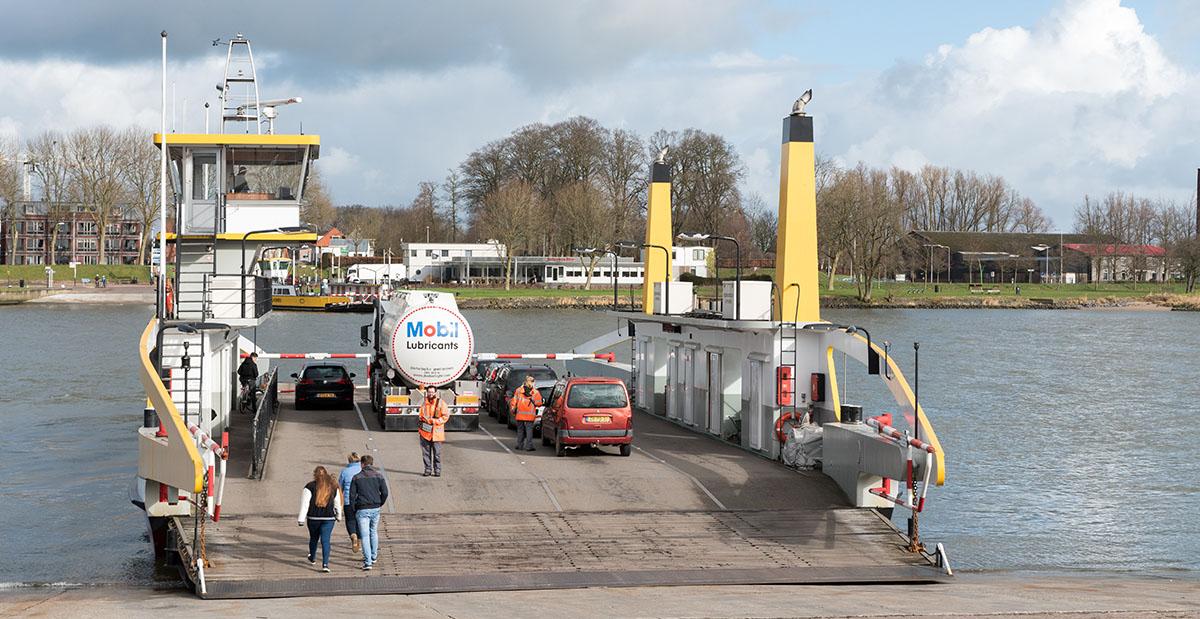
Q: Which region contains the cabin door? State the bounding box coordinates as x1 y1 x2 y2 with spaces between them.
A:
706 351 722 434
185 148 221 233
681 347 695 426
747 359 764 450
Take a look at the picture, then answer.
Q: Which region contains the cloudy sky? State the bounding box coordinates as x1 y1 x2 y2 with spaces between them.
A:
0 0 1196 228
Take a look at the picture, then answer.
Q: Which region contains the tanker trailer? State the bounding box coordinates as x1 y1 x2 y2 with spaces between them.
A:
361 291 482 431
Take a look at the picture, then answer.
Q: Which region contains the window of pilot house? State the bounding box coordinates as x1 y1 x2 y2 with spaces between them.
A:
693 249 704 261
226 148 305 200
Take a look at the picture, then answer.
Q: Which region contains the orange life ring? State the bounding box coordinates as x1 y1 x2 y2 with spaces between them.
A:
165 279 175 315
775 411 799 444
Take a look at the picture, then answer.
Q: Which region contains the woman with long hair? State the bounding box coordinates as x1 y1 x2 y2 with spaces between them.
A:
297 465 343 572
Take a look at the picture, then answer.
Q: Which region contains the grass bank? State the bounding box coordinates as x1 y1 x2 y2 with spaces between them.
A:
1 264 152 285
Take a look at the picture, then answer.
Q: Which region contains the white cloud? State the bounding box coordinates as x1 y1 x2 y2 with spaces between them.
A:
0 0 1193 231
834 0 1196 226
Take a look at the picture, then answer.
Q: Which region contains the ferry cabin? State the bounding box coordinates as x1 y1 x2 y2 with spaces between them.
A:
139 132 319 520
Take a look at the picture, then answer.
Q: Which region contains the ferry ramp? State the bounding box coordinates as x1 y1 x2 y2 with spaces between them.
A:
192 390 944 598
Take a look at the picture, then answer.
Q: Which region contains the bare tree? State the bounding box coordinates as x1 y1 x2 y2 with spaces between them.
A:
553 181 609 289
598 128 646 241
300 165 336 232
66 126 125 264
744 193 776 256
26 131 74 264
116 127 161 264
0 140 23 264
477 181 542 290
442 169 462 242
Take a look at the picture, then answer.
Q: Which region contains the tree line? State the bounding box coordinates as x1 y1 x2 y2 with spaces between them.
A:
331 116 756 288
815 161 1049 301
1 127 161 265
1074 191 1200 292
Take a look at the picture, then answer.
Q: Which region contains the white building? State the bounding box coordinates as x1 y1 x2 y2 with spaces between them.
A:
403 241 507 283
402 241 711 286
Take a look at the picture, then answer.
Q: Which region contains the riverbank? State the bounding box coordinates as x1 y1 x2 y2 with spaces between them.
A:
1 574 1196 617
5 282 1200 311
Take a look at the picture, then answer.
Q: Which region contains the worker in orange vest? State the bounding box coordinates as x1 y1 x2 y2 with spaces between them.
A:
418 385 450 477
509 375 543 452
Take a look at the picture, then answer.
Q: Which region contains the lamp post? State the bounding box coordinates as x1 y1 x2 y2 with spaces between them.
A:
1031 245 1050 282
924 243 949 285
574 246 619 310
241 226 309 317
617 240 671 315
678 232 740 319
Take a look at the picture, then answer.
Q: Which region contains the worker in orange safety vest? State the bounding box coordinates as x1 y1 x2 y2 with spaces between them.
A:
509 375 543 452
418 385 450 477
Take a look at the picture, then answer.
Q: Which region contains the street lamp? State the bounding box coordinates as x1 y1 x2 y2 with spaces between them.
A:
923 243 949 285
617 240 671 315
574 246 619 310
1031 245 1050 282
241 225 311 317
678 232 740 320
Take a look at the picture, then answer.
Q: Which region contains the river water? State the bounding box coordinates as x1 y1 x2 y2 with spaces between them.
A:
0 304 1196 585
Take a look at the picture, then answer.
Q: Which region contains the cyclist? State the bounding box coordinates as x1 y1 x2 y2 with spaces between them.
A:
238 353 260 412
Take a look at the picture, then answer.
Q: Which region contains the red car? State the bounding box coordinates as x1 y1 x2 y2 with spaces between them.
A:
541 377 632 457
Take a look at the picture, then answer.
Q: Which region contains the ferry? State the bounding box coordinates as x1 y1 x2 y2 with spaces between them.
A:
270 283 351 311
134 34 950 598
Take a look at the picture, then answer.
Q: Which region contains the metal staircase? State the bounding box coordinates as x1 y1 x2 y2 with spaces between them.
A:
159 330 207 429
174 239 217 320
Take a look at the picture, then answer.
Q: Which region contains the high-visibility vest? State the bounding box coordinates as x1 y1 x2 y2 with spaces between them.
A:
509 387 543 422
419 398 449 442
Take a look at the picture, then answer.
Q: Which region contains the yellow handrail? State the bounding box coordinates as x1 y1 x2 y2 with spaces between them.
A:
138 318 204 494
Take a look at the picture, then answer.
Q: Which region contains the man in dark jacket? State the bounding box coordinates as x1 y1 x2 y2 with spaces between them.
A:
349 455 389 570
237 353 259 409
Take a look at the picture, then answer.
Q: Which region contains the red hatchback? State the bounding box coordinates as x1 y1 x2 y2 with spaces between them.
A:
542 377 633 457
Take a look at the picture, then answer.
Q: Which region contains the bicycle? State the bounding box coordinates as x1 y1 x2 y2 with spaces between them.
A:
239 380 260 415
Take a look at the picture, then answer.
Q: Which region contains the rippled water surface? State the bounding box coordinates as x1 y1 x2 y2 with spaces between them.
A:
0 304 1196 583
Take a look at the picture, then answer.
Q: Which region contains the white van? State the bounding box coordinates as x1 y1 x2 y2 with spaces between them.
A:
347 263 407 284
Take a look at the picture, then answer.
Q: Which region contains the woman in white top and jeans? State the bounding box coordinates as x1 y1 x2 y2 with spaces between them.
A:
298 466 343 572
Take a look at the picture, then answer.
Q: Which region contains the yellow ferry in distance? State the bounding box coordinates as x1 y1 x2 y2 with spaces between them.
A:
271 283 350 311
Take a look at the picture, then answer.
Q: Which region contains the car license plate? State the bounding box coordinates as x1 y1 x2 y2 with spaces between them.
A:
317 393 337 399
584 415 610 424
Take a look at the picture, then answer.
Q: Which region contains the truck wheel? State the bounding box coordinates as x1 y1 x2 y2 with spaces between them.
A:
619 443 632 457
555 434 565 457
541 432 551 446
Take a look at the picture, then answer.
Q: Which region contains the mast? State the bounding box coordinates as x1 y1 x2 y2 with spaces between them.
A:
218 34 261 134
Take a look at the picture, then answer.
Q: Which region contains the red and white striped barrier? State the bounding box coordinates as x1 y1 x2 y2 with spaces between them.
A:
475 352 616 362
242 352 371 360
188 424 227 459
865 416 934 513
243 351 615 362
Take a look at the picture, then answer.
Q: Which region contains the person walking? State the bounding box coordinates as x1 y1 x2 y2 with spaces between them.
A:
509 375 543 452
338 452 362 552
297 466 342 573
418 385 450 477
349 454 389 571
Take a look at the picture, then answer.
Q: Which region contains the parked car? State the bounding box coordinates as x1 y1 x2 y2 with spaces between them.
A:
480 362 509 417
291 363 356 410
490 364 558 432
542 377 633 457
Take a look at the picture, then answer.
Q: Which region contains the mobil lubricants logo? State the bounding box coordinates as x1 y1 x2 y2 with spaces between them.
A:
391 305 474 387
405 318 462 350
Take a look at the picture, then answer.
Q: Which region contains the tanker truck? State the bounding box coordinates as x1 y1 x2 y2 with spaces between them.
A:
361 291 482 431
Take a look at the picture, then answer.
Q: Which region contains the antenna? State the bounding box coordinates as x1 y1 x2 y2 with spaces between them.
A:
218 33 260 133
215 33 302 134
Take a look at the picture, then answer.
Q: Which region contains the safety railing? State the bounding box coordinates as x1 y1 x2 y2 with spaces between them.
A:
248 368 279 480
203 273 272 321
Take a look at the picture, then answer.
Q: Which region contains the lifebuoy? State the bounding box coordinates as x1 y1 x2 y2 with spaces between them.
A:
775 411 800 444
165 279 175 316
